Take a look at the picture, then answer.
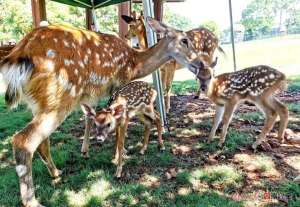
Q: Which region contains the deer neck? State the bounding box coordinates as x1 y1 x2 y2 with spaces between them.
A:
133 39 171 79
138 26 148 50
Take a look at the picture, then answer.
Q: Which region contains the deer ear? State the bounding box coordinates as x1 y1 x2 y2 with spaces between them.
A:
210 57 218 68
81 104 96 118
146 17 168 34
111 104 125 120
121 15 134 24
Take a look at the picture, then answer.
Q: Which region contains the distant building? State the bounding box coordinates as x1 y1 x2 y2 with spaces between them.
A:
221 24 245 44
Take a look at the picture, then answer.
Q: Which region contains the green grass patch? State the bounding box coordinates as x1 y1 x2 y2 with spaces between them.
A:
172 80 198 95
288 103 300 114
238 112 264 124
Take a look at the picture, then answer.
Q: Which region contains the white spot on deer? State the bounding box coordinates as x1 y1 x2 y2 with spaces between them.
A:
54 38 58 43
63 40 70 47
79 61 85 68
16 165 27 177
41 35 45 39
75 69 79 75
46 49 56 58
87 48 91 55
72 42 76 49
44 60 55 72
70 85 76 97
94 40 99 46
190 53 197 59
64 59 71 66
259 78 265 83
84 55 89 64
78 76 82 84
269 74 275 79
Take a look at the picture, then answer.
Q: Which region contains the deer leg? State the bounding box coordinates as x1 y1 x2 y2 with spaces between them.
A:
252 99 277 150
112 127 120 165
208 105 225 142
154 111 165 151
37 138 61 178
115 125 126 178
269 97 289 143
140 118 151 155
81 117 92 158
164 67 176 113
219 103 237 145
13 111 65 207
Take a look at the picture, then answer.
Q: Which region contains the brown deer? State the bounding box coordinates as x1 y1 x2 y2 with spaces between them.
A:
0 17 202 207
81 81 165 178
197 63 289 149
122 12 225 112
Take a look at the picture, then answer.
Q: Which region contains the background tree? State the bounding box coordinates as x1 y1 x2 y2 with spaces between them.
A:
201 20 220 37
241 0 275 39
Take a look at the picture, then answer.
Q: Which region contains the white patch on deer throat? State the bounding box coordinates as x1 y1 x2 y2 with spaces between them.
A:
16 165 27 177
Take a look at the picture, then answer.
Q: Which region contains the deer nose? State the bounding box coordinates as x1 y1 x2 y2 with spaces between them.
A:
96 135 106 143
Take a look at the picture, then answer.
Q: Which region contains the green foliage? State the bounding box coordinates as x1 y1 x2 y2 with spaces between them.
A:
172 80 198 95
241 0 275 38
163 5 194 31
0 0 33 41
201 20 220 38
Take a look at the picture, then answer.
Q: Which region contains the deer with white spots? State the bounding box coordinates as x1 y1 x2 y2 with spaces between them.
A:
122 12 225 113
197 63 289 149
0 17 203 207
81 81 165 178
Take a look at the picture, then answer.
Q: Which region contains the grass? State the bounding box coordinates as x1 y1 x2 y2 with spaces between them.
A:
0 75 300 206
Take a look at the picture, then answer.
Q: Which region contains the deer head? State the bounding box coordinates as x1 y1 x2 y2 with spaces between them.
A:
122 11 145 41
81 102 125 142
196 57 218 92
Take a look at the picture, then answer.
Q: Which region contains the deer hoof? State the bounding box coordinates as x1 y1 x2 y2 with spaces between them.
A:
159 145 166 151
26 199 45 207
115 167 123 178
139 149 146 155
81 152 89 159
52 169 62 178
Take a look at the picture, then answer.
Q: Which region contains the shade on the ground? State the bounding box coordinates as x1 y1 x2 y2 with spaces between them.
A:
51 0 130 9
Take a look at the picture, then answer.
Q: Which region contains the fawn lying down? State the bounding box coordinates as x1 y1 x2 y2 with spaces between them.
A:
81 81 165 177
197 63 289 149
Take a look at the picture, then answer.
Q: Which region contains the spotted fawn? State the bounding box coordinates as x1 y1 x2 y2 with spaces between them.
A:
81 81 165 178
197 63 288 150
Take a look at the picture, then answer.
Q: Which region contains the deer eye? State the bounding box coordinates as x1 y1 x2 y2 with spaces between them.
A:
107 123 111 128
181 38 189 48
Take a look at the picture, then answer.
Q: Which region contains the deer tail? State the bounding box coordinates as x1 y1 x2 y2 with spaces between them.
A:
0 57 34 108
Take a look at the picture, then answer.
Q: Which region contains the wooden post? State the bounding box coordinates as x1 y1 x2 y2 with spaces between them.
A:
118 2 131 39
154 0 163 21
31 0 47 28
86 8 93 30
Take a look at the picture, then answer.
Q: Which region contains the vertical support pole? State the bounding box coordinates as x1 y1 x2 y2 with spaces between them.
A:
142 0 167 129
86 8 93 30
228 0 237 71
31 0 47 28
118 2 131 39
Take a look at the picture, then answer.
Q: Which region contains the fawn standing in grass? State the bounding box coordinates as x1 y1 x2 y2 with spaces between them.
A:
197 62 289 149
81 81 165 178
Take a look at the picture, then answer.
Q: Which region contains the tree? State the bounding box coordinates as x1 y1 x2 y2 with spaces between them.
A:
241 0 275 38
163 6 194 31
201 20 220 37
0 0 33 41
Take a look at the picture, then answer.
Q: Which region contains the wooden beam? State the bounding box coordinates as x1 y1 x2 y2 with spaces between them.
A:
31 0 47 28
154 0 163 21
118 2 131 40
86 8 93 30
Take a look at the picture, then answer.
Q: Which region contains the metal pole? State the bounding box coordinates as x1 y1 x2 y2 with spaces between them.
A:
91 0 100 32
142 0 167 129
228 0 237 71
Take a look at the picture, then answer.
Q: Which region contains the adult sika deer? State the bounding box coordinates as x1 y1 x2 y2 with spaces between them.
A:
197 63 289 149
0 17 201 207
81 81 165 178
122 12 225 112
